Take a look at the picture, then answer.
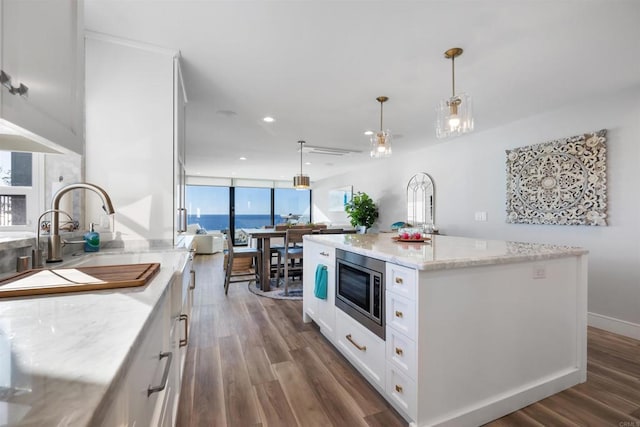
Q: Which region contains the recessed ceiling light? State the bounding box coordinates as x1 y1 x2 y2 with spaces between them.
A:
305 162 311 165
263 116 275 123
364 130 374 136
239 157 247 160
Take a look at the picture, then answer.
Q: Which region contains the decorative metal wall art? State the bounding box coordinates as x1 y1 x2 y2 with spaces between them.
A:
506 129 607 226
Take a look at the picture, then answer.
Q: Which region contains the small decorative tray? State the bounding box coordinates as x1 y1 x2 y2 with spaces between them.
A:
392 236 431 243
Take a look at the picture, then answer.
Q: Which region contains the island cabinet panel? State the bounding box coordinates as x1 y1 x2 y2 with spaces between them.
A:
302 240 336 339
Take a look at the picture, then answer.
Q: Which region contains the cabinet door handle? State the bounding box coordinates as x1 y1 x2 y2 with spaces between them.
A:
147 351 173 396
346 334 367 352
182 208 188 232
395 347 404 356
395 384 403 393
320 251 329 257
189 269 196 290
0 70 28 97
0 70 11 89
395 276 403 284
179 314 189 347
395 310 404 318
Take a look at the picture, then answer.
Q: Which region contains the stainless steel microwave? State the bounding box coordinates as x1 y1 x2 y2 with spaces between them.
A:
335 249 385 340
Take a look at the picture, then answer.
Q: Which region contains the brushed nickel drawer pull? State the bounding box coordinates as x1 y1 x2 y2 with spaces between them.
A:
179 314 189 347
189 269 196 290
395 384 403 393
395 347 404 356
147 351 173 396
346 334 367 351
395 277 403 284
320 251 329 257
395 310 404 318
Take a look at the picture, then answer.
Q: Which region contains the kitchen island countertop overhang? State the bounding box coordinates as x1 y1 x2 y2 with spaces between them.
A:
304 233 588 270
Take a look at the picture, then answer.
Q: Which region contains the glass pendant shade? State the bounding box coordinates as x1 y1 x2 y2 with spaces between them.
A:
292 140 310 189
436 93 473 138
370 96 392 158
436 47 474 139
370 130 392 158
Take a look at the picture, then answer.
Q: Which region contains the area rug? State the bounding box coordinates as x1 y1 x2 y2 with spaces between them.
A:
247 278 303 300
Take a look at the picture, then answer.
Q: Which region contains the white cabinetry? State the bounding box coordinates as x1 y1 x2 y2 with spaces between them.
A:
302 240 336 339
303 238 587 426
385 263 418 420
0 0 84 153
335 308 386 389
85 33 187 243
100 255 193 427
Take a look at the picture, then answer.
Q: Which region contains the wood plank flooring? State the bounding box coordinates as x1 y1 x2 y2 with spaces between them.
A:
177 254 640 427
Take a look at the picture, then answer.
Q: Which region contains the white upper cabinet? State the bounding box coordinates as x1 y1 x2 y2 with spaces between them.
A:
0 0 84 154
85 33 186 243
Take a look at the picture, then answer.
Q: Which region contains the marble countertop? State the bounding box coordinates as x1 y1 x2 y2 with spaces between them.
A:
0 248 189 426
304 233 588 270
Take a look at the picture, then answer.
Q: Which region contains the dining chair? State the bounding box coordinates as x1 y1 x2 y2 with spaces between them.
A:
275 228 313 295
223 233 262 295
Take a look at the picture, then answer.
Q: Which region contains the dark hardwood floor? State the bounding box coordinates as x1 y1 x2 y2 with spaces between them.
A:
177 254 640 427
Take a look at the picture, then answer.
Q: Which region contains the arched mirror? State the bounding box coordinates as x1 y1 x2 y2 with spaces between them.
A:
407 172 435 228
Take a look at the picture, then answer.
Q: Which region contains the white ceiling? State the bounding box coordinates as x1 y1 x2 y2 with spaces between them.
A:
85 0 640 182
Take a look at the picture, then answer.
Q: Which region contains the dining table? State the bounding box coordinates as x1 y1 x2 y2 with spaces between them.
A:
243 227 349 291
242 228 286 291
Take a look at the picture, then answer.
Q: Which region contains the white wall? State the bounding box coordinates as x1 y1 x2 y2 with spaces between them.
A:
313 87 640 337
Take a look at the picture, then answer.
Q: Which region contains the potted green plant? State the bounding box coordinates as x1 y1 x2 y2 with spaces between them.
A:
345 191 379 233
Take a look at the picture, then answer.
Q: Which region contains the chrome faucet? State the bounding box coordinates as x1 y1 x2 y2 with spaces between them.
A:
47 182 115 263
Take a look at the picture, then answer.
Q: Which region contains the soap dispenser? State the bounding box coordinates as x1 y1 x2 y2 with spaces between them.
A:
84 223 100 252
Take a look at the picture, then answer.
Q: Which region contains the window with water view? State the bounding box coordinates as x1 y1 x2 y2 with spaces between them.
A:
0 151 32 227
186 184 311 245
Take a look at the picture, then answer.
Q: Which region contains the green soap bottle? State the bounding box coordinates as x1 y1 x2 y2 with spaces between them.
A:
84 223 100 252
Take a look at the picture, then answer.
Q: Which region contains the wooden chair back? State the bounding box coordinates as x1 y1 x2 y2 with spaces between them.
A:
320 228 343 234
284 228 313 247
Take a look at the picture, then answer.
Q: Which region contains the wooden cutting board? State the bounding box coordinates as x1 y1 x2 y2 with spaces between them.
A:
0 263 161 298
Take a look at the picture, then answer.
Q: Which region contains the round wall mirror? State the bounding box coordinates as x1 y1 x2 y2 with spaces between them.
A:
407 172 435 228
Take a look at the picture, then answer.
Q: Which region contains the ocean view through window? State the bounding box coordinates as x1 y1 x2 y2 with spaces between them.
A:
186 184 311 244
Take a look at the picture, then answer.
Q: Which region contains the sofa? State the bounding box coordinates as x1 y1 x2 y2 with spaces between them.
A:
185 224 225 254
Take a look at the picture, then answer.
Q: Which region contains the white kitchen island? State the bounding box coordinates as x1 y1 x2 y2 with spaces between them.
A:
302 233 588 427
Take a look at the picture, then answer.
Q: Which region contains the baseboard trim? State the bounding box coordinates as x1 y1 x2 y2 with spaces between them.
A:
429 368 584 427
588 312 640 340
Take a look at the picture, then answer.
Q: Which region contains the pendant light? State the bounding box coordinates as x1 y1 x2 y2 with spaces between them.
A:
436 47 474 139
370 96 392 158
293 140 310 189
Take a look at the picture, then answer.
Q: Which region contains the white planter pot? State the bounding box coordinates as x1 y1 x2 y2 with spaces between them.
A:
356 225 367 234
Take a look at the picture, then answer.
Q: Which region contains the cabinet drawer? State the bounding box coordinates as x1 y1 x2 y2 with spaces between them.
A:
386 263 417 298
386 329 416 379
386 292 416 340
311 244 335 261
386 366 417 420
335 308 385 388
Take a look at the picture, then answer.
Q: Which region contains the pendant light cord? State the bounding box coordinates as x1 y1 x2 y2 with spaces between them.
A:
299 141 304 175
379 101 383 131
451 55 456 98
